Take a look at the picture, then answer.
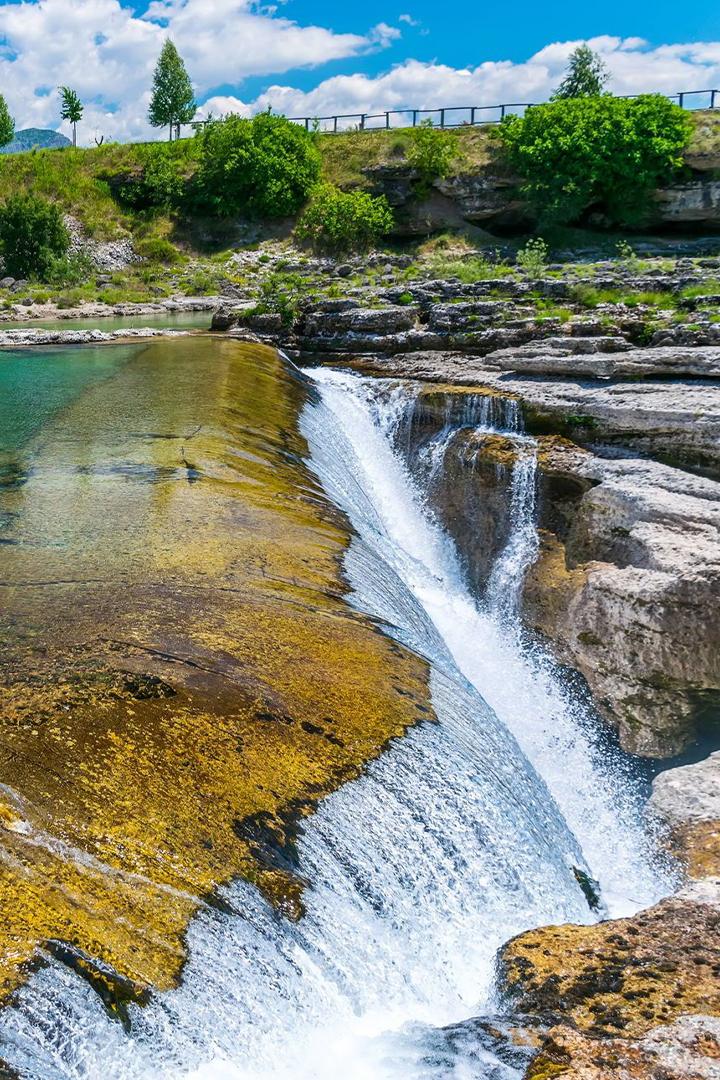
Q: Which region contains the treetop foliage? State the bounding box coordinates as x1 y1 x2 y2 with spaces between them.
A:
553 45 610 100
59 87 83 124
0 95 15 149
500 94 691 226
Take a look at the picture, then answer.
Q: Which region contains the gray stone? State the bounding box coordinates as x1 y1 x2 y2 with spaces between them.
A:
651 753 720 828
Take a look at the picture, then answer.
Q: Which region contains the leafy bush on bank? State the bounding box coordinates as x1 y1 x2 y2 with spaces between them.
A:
196 112 321 218
499 95 691 226
407 120 457 189
295 183 393 253
0 193 69 278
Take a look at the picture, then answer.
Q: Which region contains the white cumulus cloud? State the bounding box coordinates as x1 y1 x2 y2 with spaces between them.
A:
0 14 717 145
0 0 397 142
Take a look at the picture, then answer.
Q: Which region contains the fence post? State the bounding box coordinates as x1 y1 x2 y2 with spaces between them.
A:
471 107 476 125
334 116 338 134
304 118 309 131
360 114 365 131
712 90 718 110
500 104 506 120
440 108 445 128
385 111 390 129
412 110 417 127
678 92 685 108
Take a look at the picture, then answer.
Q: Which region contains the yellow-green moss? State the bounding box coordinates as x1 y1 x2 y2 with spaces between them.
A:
0 337 432 1003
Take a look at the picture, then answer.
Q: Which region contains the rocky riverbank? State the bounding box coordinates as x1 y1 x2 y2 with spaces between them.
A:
208 240 720 1076
211 242 720 760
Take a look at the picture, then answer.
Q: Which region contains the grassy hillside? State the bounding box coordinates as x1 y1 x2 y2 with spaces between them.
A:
0 111 713 249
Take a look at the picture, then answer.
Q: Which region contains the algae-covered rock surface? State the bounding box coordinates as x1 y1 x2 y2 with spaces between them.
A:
498 880 720 1039
0 337 431 1006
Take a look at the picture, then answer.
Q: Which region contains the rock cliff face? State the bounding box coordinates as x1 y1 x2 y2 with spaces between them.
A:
522 443 720 758
359 122 720 234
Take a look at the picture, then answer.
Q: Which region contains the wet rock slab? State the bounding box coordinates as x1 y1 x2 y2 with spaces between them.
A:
0 337 432 1007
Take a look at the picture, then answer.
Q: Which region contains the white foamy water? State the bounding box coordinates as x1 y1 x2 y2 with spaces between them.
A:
0 367 673 1080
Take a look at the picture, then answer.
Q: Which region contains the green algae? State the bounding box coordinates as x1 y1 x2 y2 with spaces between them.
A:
0 336 432 1004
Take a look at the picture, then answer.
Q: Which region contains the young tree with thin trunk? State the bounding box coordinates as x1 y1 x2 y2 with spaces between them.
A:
148 40 196 141
553 45 610 100
59 87 83 147
0 95 15 149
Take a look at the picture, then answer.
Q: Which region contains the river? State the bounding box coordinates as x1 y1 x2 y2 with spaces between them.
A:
0 340 673 1078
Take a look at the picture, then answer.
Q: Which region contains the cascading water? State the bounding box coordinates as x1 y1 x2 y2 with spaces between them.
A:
0 365 674 1080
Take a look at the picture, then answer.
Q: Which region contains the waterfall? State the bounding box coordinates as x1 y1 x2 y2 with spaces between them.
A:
0 367 674 1080
485 447 539 622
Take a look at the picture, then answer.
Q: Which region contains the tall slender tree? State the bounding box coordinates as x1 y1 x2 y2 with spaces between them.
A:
553 45 610 100
0 95 15 149
148 41 196 141
59 87 83 147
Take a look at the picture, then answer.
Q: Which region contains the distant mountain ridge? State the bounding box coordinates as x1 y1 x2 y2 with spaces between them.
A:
0 128 72 154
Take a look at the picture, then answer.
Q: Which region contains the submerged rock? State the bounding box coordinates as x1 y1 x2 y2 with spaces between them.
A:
0 337 432 1010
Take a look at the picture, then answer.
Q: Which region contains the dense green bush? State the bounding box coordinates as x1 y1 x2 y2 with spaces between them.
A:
500 95 691 226
295 183 393 253
135 236 181 264
196 112 321 218
0 194 69 279
407 120 457 188
111 147 188 211
45 251 94 286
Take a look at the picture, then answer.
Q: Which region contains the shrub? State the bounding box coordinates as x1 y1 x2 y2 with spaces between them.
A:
516 237 549 276
252 272 304 327
500 95 691 226
295 184 393 253
0 194 69 279
196 112 321 218
135 236 181 264
110 148 188 211
406 120 457 189
45 251 94 286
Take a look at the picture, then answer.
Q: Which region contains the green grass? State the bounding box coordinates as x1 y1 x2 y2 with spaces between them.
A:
426 254 510 283
570 284 679 309
318 125 497 189
0 139 201 240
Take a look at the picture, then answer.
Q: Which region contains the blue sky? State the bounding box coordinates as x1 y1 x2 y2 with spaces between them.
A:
0 0 718 143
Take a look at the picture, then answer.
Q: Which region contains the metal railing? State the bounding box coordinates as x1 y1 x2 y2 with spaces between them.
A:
282 88 719 134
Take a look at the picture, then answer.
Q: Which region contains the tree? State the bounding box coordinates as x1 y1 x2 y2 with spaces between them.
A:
553 45 610 100
59 87 83 147
0 194 69 279
148 40 196 141
0 95 15 149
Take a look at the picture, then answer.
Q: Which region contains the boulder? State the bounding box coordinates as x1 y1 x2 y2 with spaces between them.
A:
523 444 720 757
651 754 720 878
498 879 720 1038
525 1016 720 1079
